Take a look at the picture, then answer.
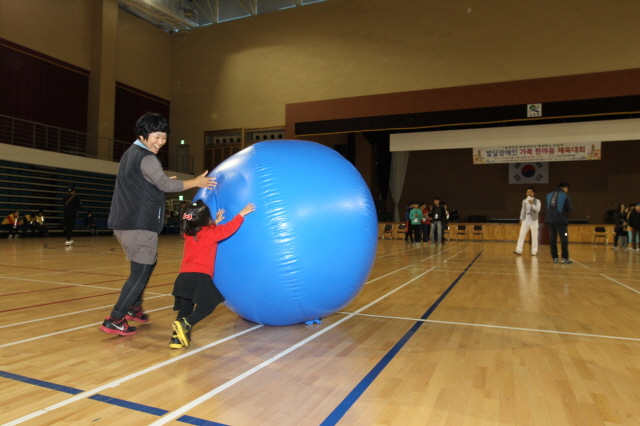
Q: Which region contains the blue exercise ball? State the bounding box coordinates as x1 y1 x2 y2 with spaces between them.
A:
194 140 378 326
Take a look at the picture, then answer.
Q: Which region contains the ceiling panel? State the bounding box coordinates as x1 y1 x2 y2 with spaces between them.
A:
118 0 333 33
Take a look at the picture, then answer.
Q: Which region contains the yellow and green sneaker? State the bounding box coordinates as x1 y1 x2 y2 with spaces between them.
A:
172 318 192 347
170 332 183 349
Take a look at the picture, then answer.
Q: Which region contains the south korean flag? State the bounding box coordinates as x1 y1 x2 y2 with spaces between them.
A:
509 162 549 184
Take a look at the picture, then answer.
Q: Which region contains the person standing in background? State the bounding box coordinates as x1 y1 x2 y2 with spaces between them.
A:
428 198 448 245
409 202 423 245
545 183 572 264
419 202 430 245
629 203 640 253
612 204 625 250
63 186 81 246
514 187 541 256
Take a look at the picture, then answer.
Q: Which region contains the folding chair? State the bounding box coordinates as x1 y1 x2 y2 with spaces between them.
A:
381 223 394 239
472 225 484 242
396 223 407 240
594 226 608 246
456 225 467 241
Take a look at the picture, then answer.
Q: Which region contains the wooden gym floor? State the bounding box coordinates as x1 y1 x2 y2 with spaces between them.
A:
1 235 640 426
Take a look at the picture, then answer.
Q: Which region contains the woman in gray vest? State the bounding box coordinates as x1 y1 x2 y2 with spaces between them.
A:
100 113 217 336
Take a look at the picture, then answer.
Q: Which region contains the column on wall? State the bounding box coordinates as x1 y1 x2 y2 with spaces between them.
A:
86 0 118 161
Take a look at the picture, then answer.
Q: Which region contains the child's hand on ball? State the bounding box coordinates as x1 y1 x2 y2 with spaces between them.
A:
214 209 225 224
240 203 256 217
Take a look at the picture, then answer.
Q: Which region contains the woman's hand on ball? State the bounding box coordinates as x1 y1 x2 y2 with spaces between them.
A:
239 203 256 217
193 171 217 189
182 171 217 191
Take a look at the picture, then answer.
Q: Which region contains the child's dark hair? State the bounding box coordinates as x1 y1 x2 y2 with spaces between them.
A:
135 112 170 140
181 199 212 237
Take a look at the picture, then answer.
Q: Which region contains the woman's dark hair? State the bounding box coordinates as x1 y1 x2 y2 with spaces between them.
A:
181 199 212 237
135 112 170 140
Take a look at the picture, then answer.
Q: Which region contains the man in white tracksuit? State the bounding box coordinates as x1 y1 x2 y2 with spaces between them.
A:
514 187 541 256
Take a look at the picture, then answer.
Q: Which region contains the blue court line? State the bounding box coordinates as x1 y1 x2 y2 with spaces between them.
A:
319 250 484 426
0 369 228 425
176 415 229 426
88 394 169 416
0 370 83 395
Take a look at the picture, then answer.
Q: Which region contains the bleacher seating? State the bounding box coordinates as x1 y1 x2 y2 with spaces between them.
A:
0 159 115 237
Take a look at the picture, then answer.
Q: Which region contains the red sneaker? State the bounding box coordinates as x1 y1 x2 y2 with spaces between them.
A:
125 306 149 323
99 317 137 336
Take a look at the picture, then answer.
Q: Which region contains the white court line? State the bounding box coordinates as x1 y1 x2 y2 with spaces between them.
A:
339 312 640 342
419 246 456 262
4 255 183 278
2 265 424 425
20 265 181 278
570 258 589 269
601 274 640 296
16 264 133 278
0 275 169 296
13 270 124 279
440 269 602 278
147 266 437 426
0 295 171 330
0 265 415 336
376 246 418 259
0 305 173 348
375 244 405 254
401 269 610 283
1 325 264 426
443 244 475 263
365 265 410 285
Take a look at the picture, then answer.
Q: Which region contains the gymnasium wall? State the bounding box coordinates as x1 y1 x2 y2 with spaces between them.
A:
115 9 172 101
3 0 640 153
168 0 640 172
0 0 92 70
0 0 172 102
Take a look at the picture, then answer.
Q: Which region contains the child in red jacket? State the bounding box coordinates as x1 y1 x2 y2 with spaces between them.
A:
171 199 255 348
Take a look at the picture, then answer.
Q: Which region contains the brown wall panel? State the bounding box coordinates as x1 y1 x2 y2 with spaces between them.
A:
286 69 640 137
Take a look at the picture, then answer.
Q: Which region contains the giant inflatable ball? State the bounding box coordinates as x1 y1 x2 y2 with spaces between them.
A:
194 140 378 326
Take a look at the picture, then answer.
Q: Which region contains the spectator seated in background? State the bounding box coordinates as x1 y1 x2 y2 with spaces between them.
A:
33 210 49 237
164 210 180 234
23 212 40 237
84 211 98 236
2 210 24 239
